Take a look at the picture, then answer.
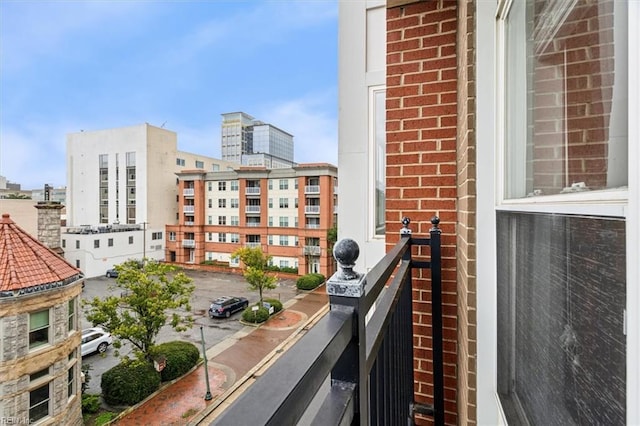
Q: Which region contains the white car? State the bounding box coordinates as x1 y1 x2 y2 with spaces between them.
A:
81 327 113 357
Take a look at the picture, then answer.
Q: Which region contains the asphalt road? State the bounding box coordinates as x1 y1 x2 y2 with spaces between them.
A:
80 269 299 395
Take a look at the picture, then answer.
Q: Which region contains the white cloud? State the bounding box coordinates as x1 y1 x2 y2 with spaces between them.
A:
254 89 338 166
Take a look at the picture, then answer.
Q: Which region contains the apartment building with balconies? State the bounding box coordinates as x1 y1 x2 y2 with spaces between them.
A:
165 163 337 277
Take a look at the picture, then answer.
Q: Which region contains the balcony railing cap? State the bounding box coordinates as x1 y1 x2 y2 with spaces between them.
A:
327 238 365 298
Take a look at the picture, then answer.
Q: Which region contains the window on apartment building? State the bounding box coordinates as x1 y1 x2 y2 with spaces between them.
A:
29 377 51 422
230 233 239 243
176 158 185 166
196 160 204 169
208 215 213 225
152 232 163 240
279 179 288 190
29 309 49 349
279 217 289 227
218 182 226 191
218 199 226 208
295 198 298 208
230 180 239 191
496 1 628 425
279 198 288 208
230 216 239 226
208 182 212 191
108 238 113 247
268 235 273 245
279 260 290 268
68 299 76 332
268 198 273 208
268 180 273 190
169 232 176 241
279 236 288 246
213 164 220 171
294 179 298 190
128 236 133 244
371 86 386 236
230 198 239 208
218 216 226 225
208 199 213 208
218 233 226 243
62 239 66 248
94 240 100 249
75 240 80 249
206 232 212 242
76 260 80 268
67 365 75 398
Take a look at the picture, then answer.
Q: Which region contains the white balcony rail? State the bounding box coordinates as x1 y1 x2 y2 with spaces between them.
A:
305 223 320 229
183 205 195 213
246 222 261 227
183 188 195 197
184 221 195 226
305 205 320 214
245 187 260 195
182 239 196 248
245 205 261 213
303 246 321 256
245 242 261 248
304 185 320 194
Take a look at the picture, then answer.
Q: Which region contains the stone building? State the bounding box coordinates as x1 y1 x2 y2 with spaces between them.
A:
0 213 84 425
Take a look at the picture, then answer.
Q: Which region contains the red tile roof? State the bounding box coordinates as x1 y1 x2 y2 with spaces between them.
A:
0 213 82 294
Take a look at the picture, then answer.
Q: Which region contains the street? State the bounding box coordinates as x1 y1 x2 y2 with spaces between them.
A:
80 269 299 395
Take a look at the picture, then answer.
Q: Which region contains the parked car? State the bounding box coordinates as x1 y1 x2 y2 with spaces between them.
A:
81 327 113 357
208 296 249 318
106 268 118 278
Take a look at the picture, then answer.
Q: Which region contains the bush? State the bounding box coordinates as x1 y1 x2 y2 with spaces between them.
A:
150 341 200 382
263 298 283 313
101 361 160 406
81 394 101 414
296 273 326 290
242 305 270 323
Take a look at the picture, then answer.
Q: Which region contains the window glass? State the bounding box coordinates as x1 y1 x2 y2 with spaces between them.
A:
30 383 50 422
503 0 628 199
497 212 626 424
29 310 49 349
373 88 386 235
68 299 75 332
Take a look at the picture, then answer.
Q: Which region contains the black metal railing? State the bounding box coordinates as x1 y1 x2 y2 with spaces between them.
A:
211 217 443 425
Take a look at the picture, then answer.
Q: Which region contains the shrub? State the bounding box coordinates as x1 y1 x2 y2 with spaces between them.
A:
242 305 270 323
296 273 326 290
263 298 283 313
101 361 160 406
81 394 101 414
150 341 200 382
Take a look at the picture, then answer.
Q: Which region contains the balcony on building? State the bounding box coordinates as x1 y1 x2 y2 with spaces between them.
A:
304 185 320 194
183 205 195 214
245 181 261 196
182 239 196 248
305 205 320 215
245 205 261 214
183 188 195 197
246 218 261 227
211 218 445 425
303 245 321 256
305 218 321 229
245 242 261 248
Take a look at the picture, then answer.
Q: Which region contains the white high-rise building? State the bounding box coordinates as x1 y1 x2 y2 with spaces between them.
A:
65 123 235 277
220 112 295 168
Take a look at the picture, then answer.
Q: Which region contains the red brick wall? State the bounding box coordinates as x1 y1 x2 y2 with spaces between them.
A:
386 1 458 424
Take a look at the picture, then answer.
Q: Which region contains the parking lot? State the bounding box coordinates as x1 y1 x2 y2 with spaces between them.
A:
80 269 299 395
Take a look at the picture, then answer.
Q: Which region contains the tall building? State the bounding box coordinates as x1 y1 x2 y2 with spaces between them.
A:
221 112 295 168
339 1 637 425
0 213 84 425
165 163 337 277
65 123 236 277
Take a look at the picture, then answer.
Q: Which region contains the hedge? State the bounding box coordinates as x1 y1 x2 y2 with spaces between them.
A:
101 361 160 406
242 305 270 323
296 273 326 290
263 298 283 313
150 341 201 382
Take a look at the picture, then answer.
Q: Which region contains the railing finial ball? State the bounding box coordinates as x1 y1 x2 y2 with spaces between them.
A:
333 238 360 280
431 216 440 226
401 217 412 235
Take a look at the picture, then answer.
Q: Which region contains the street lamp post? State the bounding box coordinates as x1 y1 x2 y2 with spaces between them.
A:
200 326 213 401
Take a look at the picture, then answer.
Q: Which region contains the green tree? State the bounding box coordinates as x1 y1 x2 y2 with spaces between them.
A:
231 247 278 303
83 259 195 363
327 224 338 249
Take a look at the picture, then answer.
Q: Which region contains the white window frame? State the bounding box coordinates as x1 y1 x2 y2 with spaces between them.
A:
476 1 639 424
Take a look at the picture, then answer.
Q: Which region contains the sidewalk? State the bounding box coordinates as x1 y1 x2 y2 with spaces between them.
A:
113 286 329 426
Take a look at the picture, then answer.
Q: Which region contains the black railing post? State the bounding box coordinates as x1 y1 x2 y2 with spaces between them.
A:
326 238 368 424
430 216 444 425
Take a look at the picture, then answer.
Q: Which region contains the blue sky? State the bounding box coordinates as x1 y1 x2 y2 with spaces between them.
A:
0 1 338 190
